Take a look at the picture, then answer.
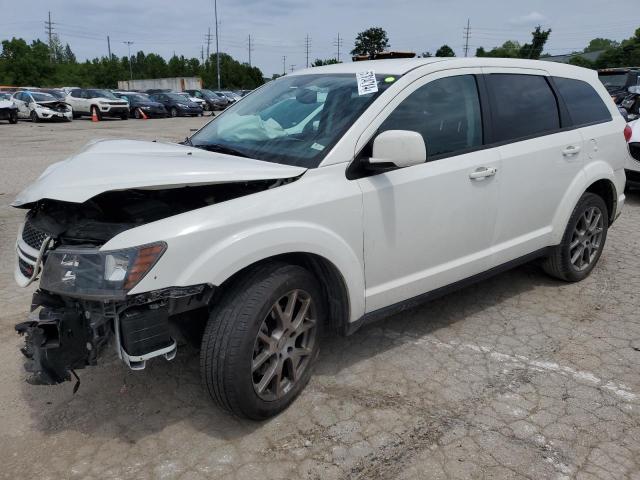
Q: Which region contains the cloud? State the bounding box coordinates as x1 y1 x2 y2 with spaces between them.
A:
509 11 547 26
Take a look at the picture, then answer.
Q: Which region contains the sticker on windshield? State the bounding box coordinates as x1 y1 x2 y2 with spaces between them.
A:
310 143 325 151
356 70 378 96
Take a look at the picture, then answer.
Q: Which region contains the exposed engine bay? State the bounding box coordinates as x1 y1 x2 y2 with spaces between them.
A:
15 179 288 388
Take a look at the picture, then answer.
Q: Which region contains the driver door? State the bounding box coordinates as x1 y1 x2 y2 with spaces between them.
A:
14 93 30 118
357 70 502 312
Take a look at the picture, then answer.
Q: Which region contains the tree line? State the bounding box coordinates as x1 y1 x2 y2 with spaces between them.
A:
0 37 265 89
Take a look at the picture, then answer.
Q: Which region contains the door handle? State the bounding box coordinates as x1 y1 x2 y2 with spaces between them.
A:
562 145 581 156
469 167 497 180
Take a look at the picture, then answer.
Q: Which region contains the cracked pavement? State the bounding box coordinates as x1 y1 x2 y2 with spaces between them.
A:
1 118 639 479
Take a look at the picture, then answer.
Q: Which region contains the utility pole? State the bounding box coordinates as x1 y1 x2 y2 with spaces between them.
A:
248 34 253 67
123 41 134 81
333 33 343 62
107 35 111 59
282 55 286 75
201 45 204 63
214 0 221 89
205 27 212 63
45 11 55 62
304 34 310 68
290 64 296 72
463 19 471 57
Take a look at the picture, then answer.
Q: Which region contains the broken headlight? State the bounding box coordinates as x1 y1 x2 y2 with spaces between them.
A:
40 242 166 299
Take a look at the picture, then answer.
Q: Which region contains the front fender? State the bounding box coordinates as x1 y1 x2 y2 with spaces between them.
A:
132 221 365 322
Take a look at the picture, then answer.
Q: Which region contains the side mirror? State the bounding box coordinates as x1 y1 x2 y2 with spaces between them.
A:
369 130 427 168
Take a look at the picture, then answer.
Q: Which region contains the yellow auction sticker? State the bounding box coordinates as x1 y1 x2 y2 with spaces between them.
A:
384 76 396 83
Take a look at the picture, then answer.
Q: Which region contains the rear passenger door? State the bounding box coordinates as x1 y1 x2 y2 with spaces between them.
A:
482 69 584 264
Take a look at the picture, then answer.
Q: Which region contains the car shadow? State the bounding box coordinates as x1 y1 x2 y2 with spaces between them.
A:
20 259 557 443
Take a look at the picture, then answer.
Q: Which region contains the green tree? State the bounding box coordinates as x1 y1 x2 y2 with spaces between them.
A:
311 58 340 66
585 38 620 53
351 27 389 58
62 44 76 64
435 45 455 57
519 26 552 59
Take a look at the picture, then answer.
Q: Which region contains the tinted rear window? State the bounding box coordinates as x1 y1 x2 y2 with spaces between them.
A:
486 74 560 143
553 77 611 126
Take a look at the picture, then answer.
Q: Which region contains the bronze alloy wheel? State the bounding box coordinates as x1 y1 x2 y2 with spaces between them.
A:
251 289 317 401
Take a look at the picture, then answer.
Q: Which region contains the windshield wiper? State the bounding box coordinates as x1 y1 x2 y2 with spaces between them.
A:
192 143 250 158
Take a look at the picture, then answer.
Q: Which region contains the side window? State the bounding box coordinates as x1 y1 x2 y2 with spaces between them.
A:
485 74 560 142
70 89 80 98
553 77 612 126
379 75 483 158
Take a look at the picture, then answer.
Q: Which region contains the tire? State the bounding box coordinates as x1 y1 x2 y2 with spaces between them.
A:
30 110 39 123
134 108 141 119
120 113 129 120
9 111 17 124
91 105 102 121
203 103 210 112
170 107 178 117
72 112 79 119
200 262 323 419
543 192 608 282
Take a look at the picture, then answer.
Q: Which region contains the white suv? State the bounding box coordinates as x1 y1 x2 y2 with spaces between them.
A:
13 58 627 419
65 88 129 120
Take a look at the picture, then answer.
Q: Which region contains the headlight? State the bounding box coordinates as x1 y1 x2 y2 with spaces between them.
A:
40 242 166 299
177 103 188 108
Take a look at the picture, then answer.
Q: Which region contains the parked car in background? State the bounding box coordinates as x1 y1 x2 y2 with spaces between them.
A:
146 89 172 95
0 94 18 124
115 92 167 118
11 58 628 420
176 92 207 110
626 120 640 188
148 92 203 117
598 68 640 103
12 91 72 122
38 89 66 100
215 90 238 104
66 88 129 120
184 89 228 111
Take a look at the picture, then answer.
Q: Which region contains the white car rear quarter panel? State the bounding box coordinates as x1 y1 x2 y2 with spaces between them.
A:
102 164 366 321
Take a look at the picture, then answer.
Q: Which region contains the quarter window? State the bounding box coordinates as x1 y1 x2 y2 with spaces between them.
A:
485 74 560 142
379 75 483 158
553 77 612 126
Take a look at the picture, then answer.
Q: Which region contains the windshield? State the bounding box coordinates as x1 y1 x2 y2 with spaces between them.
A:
125 94 148 102
598 73 628 90
88 89 118 99
201 89 219 99
163 93 188 102
190 73 396 168
31 92 57 102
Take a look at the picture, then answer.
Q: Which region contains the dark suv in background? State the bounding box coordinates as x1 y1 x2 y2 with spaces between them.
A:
598 68 640 102
115 92 167 118
148 92 203 117
184 89 228 111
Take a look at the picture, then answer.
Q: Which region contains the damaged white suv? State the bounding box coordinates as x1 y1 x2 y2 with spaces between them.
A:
14 58 628 419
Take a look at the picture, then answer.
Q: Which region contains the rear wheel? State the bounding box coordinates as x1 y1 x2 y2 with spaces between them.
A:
543 193 608 282
200 262 323 419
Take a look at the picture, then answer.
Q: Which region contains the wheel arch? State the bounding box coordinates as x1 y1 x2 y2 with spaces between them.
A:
551 163 619 244
210 252 352 336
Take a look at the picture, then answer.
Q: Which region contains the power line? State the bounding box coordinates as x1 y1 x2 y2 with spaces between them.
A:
463 18 471 57
44 11 56 61
304 34 310 68
333 33 343 62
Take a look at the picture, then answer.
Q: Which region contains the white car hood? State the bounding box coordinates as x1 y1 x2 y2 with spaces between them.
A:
13 139 307 206
0 99 15 108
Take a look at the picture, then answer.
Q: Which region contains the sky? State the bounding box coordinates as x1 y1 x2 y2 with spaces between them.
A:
1 0 638 78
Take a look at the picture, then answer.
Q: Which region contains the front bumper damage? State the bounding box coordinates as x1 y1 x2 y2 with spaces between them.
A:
15 285 213 387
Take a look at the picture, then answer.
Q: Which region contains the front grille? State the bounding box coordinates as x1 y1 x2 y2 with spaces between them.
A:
18 258 34 278
22 221 48 250
630 144 640 162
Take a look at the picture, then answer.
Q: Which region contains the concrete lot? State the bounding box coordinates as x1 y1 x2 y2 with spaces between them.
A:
0 117 639 480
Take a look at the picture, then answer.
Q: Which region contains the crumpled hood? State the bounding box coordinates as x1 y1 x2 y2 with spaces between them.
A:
13 139 306 207
36 100 70 109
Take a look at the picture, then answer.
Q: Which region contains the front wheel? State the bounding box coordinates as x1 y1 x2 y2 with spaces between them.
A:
200 262 323 419
170 107 178 117
9 111 18 124
543 192 608 282
30 110 39 123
